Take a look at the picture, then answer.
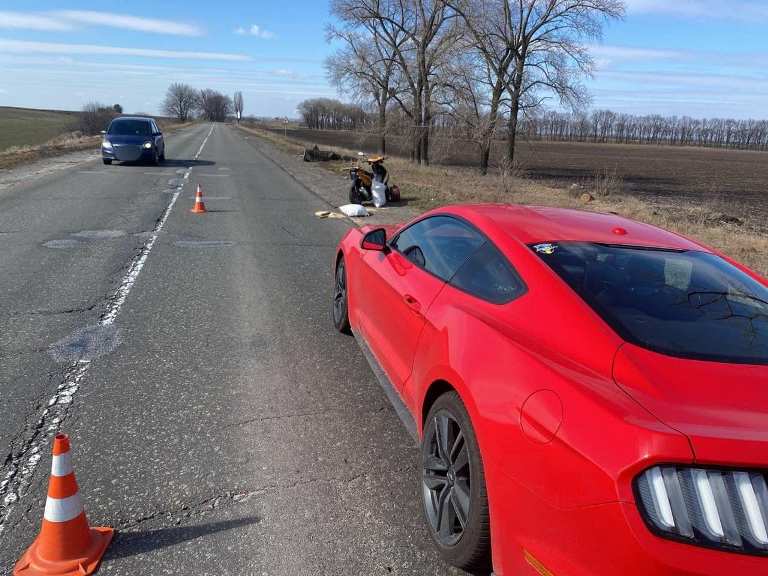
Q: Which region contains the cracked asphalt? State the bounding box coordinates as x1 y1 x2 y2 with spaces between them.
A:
0 123 463 575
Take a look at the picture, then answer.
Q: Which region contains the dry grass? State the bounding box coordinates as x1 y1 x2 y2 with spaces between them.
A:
237 123 768 277
0 120 196 170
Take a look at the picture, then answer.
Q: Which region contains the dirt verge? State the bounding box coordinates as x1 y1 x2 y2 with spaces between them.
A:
237 123 768 277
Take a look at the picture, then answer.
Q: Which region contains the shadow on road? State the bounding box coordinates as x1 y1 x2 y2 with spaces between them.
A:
161 159 216 168
114 159 216 168
106 516 260 560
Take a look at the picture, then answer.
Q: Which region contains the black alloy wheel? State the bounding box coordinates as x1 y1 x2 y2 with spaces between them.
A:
332 257 351 333
422 392 491 573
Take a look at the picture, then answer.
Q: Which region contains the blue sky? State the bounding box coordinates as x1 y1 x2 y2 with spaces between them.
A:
0 0 766 119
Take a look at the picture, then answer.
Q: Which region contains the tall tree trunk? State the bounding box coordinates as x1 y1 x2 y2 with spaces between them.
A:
378 103 387 155
479 142 490 175
507 96 520 165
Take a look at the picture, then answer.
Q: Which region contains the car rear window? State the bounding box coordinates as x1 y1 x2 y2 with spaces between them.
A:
533 242 768 364
109 120 151 136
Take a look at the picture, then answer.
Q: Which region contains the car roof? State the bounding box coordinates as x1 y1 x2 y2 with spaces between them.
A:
111 116 153 122
437 204 707 252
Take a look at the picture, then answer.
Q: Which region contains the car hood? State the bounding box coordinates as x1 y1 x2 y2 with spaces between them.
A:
106 134 150 144
613 343 768 467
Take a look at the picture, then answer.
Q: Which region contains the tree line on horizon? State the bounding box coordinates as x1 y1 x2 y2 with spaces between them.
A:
297 97 768 152
162 84 244 123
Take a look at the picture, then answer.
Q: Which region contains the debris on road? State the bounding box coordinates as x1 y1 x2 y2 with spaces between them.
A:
303 145 341 162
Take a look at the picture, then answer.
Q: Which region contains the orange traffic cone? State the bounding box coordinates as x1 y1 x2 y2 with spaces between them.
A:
190 184 207 213
14 434 113 576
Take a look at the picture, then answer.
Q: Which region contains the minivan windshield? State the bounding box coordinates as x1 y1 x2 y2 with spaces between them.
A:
108 119 151 136
533 242 768 364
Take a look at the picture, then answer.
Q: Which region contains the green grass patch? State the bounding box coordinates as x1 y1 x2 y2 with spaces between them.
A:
0 107 80 152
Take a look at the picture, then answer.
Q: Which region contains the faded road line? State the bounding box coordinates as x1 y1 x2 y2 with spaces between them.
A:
0 123 214 536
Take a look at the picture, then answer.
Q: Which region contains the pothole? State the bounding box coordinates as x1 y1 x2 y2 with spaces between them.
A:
43 239 82 249
174 240 235 248
49 324 122 363
72 230 127 239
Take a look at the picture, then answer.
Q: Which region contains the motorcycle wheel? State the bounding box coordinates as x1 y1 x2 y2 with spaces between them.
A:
349 183 362 204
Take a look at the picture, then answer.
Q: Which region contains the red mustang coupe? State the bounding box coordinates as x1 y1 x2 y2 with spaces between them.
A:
332 204 768 576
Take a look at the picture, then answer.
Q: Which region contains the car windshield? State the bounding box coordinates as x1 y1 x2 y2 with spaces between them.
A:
533 242 768 364
108 119 151 136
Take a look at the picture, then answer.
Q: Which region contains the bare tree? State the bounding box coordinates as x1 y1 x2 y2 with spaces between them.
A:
297 98 369 130
163 83 198 122
445 0 518 173
325 25 403 155
332 0 459 165
79 102 118 135
233 91 244 122
197 89 233 122
501 0 624 164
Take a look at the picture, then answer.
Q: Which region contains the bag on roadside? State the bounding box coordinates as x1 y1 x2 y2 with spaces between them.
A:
339 204 369 217
372 180 387 208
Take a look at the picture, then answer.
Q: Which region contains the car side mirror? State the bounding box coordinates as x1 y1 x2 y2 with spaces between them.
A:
361 228 388 252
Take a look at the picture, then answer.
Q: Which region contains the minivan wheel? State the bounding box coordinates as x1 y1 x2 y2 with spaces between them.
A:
332 256 351 334
421 392 491 573
102 158 112 165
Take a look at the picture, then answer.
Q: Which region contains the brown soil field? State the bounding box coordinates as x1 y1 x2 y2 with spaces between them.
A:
266 126 768 226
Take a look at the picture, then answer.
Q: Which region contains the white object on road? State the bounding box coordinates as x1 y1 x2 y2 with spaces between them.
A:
372 180 387 208
339 204 369 217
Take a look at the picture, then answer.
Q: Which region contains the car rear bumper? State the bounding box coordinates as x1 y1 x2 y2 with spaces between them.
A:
491 470 768 576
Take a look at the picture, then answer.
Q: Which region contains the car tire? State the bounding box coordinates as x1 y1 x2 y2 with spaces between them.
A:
102 159 112 165
332 256 351 334
421 392 491 574
159 148 166 161
152 148 160 166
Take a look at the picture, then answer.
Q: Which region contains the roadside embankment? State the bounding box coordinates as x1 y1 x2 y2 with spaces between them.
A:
236 123 768 277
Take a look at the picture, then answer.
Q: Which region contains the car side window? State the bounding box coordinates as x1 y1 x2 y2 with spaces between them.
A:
391 216 485 281
450 242 526 304
151 121 160 134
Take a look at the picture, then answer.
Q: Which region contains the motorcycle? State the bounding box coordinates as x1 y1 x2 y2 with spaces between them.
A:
348 153 400 206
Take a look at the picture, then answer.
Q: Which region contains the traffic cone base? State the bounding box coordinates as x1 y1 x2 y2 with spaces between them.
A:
14 525 113 576
13 434 113 576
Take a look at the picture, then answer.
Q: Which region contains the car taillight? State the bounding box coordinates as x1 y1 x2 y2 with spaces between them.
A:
636 465 768 555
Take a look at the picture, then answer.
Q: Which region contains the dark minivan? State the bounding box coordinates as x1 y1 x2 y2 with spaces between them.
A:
101 116 165 165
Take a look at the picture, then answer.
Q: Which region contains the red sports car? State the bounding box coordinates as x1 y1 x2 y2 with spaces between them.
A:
331 204 768 576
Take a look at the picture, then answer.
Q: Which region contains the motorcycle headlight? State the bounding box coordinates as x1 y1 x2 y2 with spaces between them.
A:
102 140 112 150
636 465 768 555
143 142 152 149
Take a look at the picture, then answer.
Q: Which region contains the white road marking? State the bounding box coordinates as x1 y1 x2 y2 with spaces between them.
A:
0 123 215 535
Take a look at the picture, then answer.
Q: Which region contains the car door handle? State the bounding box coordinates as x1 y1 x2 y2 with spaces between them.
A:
403 294 421 313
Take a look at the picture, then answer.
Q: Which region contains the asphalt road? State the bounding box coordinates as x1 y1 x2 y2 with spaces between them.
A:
0 123 461 575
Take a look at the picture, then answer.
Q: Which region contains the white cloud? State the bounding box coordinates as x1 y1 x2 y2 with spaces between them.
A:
55 11 203 36
0 11 73 31
0 39 249 61
589 44 687 63
624 0 768 22
0 11 203 36
235 24 276 39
